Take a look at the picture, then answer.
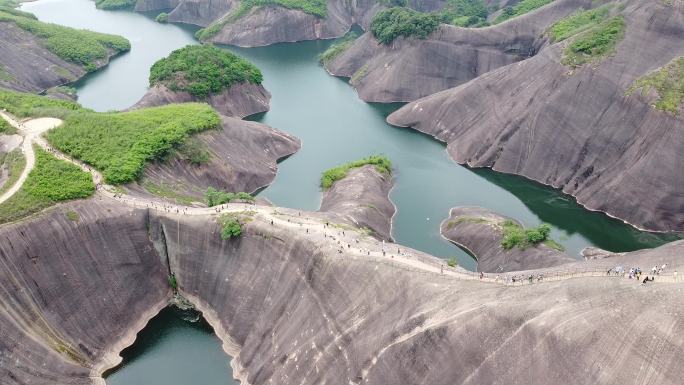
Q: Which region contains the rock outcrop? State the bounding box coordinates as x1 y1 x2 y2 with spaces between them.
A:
126 115 300 199
441 206 575 272
320 164 395 241
325 0 592 102
1 199 684 385
389 0 684 232
132 83 271 119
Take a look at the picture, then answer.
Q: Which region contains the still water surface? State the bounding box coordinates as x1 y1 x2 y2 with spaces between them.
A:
19 0 677 382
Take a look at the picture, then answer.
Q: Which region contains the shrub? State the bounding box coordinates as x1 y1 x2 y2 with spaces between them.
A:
501 221 554 250
627 57 684 115
94 0 136 9
447 257 458 267
205 187 254 206
549 5 610 42
440 0 489 27
493 0 553 24
218 214 242 239
0 10 130 68
156 12 169 23
149 45 262 98
562 16 625 68
320 155 392 189
319 32 357 65
65 210 80 221
176 137 211 165
370 7 440 44
46 103 220 184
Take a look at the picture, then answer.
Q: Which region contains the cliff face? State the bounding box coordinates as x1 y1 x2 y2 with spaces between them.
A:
441 206 575 272
325 0 593 102
127 115 300 198
320 164 395 241
1 200 684 385
389 0 684 232
132 83 270 119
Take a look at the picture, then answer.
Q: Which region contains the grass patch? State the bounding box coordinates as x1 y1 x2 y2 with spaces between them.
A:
0 147 94 224
319 32 357 65
494 0 554 24
0 116 15 134
0 9 130 69
446 216 491 229
141 180 197 206
65 210 79 222
627 57 684 115
370 7 440 44
45 103 220 184
149 45 262 99
218 213 242 239
0 88 83 119
94 0 136 9
562 16 625 68
543 239 565 251
500 220 554 250
321 155 391 190
0 149 25 195
351 64 369 84
175 136 211 165
205 187 254 206
0 63 15 82
549 5 611 42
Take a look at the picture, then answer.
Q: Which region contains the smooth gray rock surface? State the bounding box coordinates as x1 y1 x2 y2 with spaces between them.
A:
1 200 684 385
320 164 395 241
325 0 592 102
389 0 684 232
441 206 575 272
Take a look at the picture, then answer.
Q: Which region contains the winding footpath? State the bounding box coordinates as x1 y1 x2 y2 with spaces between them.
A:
0 112 681 287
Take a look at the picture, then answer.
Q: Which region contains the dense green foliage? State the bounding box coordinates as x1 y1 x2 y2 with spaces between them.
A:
0 147 94 224
549 5 610 42
0 149 24 195
94 0 136 9
156 12 168 23
205 187 254 206
494 0 554 24
149 45 262 98
320 155 392 189
0 89 83 119
319 32 357 65
562 16 625 67
447 257 458 267
628 57 684 115
46 103 220 184
0 9 129 69
219 214 242 239
370 7 440 44
440 0 489 27
500 220 552 250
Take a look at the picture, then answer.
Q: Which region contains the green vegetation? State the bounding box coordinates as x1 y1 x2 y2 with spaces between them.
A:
0 147 94 224
562 16 625 68
319 32 357 65
46 103 220 184
494 0 554 24
156 12 168 23
0 63 16 82
549 5 610 42
141 180 197 205
320 155 391 190
218 213 242 239
500 220 553 250
0 89 82 119
0 149 24 195
0 116 15 134
350 64 369 83
446 216 490 230
168 274 178 291
0 9 130 69
149 45 262 98
440 0 489 27
447 257 458 267
65 210 80 222
370 7 440 44
94 0 136 9
627 57 684 115
205 187 254 206
176 137 211 165
49 86 78 98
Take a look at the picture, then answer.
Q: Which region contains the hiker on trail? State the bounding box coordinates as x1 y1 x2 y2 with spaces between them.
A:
652 266 658 274
441 265 444 274
480 272 484 279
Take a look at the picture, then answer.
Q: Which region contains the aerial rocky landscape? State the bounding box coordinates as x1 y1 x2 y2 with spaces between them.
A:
0 0 683 383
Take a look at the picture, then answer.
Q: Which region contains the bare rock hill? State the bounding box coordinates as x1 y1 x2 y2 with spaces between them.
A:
320 164 395 241
325 0 593 102
389 0 684 232
1 200 684 385
441 206 575 272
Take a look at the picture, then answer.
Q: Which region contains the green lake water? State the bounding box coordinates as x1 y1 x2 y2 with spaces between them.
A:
18 0 678 383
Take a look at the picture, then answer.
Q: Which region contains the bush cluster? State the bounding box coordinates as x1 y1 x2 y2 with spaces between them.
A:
218 214 242 239
440 0 489 27
320 155 392 189
205 187 254 207
0 89 83 119
149 45 263 98
156 12 169 23
370 7 440 44
549 5 610 42
94 0 136 9
500 220 552 250
562 16 625 68
319 32 358 65
46 103 220 184
0 10 130 68
494 0 553 24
